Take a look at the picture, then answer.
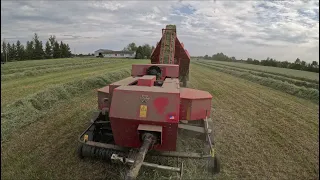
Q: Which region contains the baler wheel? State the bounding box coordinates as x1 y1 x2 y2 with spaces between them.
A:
77 144 84 159
207 155 221 174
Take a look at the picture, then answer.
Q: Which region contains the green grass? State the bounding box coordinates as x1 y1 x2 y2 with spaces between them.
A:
194 61 319 103
1 58 319 180
196 59 319 83
198 61 319 90
1 59 146 108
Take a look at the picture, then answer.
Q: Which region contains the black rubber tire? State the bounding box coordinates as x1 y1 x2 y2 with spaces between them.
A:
213 155 221 174
77 144 84 159
207 155 221 175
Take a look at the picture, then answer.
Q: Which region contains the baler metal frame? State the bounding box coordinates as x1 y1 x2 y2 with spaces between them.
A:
78 110 220 179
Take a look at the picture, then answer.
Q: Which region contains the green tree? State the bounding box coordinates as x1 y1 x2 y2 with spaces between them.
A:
124 42 138 52
49 35 56 58
53 41 60 58
2 41 7 62
16 40 25 61
135 46 143 59
65 44 72 57
7 43 11 61
33 33 44 59
45 41 51 59
142 44 152 59
25 41 34 60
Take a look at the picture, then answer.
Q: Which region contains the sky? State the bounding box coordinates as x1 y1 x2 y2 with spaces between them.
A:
1 0 319 63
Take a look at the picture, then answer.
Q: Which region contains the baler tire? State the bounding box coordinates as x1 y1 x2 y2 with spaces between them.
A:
207 155 221 175
213 155 221 174
77 144 84 159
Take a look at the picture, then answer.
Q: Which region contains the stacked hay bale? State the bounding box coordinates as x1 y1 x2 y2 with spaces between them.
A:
160 25 176 64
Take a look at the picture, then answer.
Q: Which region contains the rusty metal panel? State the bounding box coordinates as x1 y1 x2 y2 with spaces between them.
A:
137 75 156 87
109 86 180 123
108 77 139 107
162 78 180 89
180 88 212 99
110 118 178 151
179 88 212 121
97 85 110 110
190 99 212 120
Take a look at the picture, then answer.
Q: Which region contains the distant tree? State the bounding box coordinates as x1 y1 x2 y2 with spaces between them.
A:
142 44 152 59
124 42 138 52
52 41 60 58
135 46 143 59
16 40 25 61
295 58 301 64
49 35 56 58
45 41 51 59
25 41 35 60
311 61 319 68
2 41 7 62
33 33 44 59
6 43 11 61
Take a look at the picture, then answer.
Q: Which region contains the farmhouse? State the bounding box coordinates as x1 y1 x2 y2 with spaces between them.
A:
94 49 135 58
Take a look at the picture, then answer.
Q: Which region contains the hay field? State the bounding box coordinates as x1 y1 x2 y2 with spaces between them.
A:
1 58 319 180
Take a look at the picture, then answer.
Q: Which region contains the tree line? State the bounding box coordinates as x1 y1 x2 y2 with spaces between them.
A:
123 42 154 59
200 53 319 73
1 33 72 62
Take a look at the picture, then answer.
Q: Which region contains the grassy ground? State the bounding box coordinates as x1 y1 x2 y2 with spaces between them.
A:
1 58 319 180
195 59 319 81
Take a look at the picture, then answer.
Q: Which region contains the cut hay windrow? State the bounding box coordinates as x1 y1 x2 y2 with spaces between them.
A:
194 61 319 103
200 60 319 84
1 60 127 81
1 68 131 142
199 61 319 90
1 58 124 75
160 25 176 64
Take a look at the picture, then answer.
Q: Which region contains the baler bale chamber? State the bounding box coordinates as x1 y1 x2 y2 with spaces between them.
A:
77 25 220 180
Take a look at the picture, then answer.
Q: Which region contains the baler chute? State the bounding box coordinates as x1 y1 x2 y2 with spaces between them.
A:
77 25 220 180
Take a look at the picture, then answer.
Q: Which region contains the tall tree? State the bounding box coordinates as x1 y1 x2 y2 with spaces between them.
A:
65 44 72 57
135 46 143 59
25 41 34 60
33 33 44 59
16 40 25 61
52 41 60 58
2 41 7 62
45 41 51 59
124 42 138 52
49 35 56 58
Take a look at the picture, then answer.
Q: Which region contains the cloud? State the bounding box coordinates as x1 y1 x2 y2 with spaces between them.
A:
1 0 319 63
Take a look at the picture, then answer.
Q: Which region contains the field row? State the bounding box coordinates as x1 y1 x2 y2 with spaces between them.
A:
1 57 105 70
2 62 318 180
196 59 319 82
1 58 119 75
199 61 319 89
1 60 127 81
194 61 319 103
1 59 146 108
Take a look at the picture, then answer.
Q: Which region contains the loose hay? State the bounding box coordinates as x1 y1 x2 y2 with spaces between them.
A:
1 69 131 142
195 61 319 103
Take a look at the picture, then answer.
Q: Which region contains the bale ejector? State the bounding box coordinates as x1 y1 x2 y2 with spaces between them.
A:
77 25 220 179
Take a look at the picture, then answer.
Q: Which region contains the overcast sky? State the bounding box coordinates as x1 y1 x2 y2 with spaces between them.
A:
1 0 319 63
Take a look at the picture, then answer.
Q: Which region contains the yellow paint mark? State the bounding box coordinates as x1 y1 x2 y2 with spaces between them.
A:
84 134 89 142
210 148 215 157
140 105 147 118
